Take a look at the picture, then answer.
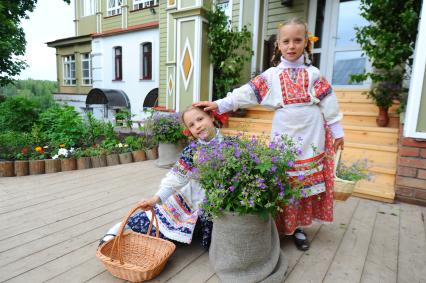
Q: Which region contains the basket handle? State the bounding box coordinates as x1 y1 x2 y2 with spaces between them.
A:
333 149 342 178
109 205 160 264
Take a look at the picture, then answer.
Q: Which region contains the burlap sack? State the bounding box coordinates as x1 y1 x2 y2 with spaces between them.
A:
209 212 288 283
154 143 182 168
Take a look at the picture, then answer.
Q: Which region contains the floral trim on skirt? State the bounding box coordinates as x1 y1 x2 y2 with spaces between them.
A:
275 126 335 235
127 193 212 249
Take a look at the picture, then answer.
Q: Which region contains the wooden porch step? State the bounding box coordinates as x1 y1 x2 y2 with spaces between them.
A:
222 129 397 169
227 118 399 146
339 102 399 115
353 181 395 203
342 142 397 169
343 111 399 128
335 89 370 100
239 105 400 129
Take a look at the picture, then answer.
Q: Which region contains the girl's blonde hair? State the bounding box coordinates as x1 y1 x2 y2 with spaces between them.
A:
180 106 221 137
271 17 313 67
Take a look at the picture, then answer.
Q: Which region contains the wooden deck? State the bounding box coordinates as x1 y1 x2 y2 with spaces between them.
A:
0 161 425 283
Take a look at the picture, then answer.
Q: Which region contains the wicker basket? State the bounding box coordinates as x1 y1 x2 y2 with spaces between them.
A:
334 177 356 201
96 206 176 282
333 149 356 201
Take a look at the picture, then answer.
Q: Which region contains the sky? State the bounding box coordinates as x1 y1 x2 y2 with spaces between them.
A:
17 0 75 81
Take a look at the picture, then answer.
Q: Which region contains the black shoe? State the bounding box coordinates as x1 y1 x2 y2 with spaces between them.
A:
98 233 116 247
293 228 310 251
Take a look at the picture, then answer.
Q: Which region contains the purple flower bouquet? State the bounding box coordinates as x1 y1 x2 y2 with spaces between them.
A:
195 133 303 219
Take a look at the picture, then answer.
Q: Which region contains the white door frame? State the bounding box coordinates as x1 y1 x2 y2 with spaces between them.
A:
308 0 371 88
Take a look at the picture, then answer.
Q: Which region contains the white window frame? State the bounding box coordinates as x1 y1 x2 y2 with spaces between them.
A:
107 0 122 16
63 55 76 86
217 0 233 22
133 0 158 10
81 53 92 85
81 0 95 17
404 3 426 139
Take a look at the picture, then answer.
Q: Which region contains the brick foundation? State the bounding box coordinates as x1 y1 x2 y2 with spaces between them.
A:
396 124 426 206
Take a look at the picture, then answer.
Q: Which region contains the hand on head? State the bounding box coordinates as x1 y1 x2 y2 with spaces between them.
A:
192 101 218 112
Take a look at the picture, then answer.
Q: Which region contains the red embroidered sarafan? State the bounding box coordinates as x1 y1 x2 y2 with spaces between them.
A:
279 68 311 105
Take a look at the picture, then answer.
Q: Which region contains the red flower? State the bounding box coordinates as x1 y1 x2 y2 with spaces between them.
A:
21 147 28 155
182 128 192 137
212 110 229 125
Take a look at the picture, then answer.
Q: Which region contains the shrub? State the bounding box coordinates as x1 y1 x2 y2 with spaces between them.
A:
0 131 30 160
0 96 40 132
38 105 87 148
145 111 186 144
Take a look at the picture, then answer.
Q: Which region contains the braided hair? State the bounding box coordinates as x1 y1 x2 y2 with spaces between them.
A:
271 17 313 67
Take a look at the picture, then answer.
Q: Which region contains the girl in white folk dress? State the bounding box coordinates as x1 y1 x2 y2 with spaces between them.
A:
194 17 345 251
99 107 227 249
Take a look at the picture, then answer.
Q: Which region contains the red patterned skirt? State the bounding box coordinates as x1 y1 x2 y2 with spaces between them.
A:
275 126 335 236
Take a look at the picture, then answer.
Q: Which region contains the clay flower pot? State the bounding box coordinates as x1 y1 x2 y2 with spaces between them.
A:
132 150 147 162
0 160 15 177
106 154 120 166
77 157 91 170
376 106 390 127
29 160 45 175
14 160 29 176
146 147 158 160
45 159 61 174
61 158 76 171
155 143 182 168
91 155 107 168
119 152 133 164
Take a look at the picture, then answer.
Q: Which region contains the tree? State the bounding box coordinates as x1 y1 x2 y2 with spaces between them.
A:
0 1 70 86
351 0 421 111
206 5 253 100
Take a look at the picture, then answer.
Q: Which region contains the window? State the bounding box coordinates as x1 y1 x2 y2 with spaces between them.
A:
81 53 92 85
133 0 158 10
114 47 122 80
81 0 95 17
217 0 232 21
107 0 122 16
309 0 369 86
141 43 152 80
63 55 76 85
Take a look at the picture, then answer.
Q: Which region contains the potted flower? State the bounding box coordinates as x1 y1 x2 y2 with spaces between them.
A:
28 146 47 175
125 135 146 162
87 145 107 168
143 137 158 160
74 148 92 170
194 134 302 282
44 145 61 174
14 146 30 176
52 145 76 171
144 111 186 168
0 131 28 177
101 139 120 166
116 142 133 164
334 150 369 201
351 1 421 126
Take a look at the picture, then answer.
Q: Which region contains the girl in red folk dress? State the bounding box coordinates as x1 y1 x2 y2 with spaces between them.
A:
194 17 344 251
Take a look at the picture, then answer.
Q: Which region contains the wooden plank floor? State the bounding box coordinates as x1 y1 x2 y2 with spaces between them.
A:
0 161 425 283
